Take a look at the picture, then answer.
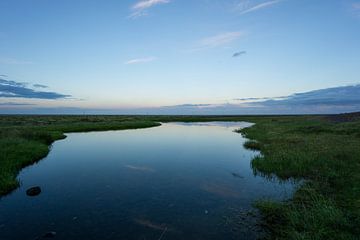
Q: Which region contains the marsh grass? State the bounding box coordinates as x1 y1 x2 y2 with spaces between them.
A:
243 140 262 151
239 115 360 239
0 116 160 195
0 114 359 239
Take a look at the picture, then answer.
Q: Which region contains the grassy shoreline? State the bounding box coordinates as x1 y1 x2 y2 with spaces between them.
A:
0 116 161 196
238 114 360 239
1 114 359 239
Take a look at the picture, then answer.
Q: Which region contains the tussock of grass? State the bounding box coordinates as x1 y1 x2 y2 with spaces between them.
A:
243 140 262 151
256 185 356 239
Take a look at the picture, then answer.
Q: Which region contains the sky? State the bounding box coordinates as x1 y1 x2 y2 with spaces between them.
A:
0 0 360 114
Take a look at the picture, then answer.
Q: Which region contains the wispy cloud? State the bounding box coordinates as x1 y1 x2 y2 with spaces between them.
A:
153 84 360 114
233 96 287 102
353 2 360 9
163 103 214 108
33 84 48 88
0 79 27 87
232 51 247 57
263 84 360 106
0 78 71 99
130 0 170 18
0 57 33 65
0 102 36 106
199 31 244 49
124 57 157 65
233 85 360 107
236 0 281 15
353 2 360 16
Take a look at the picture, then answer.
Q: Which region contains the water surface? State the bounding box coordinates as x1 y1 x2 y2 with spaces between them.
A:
0 122 293 240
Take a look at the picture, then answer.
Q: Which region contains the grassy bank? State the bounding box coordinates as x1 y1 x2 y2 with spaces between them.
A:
238 114 360 239
0 115 161 196
1 114 359 239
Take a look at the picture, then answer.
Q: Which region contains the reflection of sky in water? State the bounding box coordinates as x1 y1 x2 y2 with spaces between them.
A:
0 122 295 240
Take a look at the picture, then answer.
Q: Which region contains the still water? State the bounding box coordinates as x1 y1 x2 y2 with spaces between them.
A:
0 122 294 240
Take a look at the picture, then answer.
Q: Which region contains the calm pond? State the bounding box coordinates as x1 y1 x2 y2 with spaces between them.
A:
0 122 294 240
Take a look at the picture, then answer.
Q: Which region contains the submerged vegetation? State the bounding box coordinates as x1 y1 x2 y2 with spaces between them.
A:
1 114 360 239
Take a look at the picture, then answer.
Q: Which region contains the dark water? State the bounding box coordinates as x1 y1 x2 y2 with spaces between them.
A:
0 122 294 240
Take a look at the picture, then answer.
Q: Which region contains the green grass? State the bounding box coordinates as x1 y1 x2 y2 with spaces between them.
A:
0 115 160 195
243 140 262 151
239 115 360 239
0 114 359 239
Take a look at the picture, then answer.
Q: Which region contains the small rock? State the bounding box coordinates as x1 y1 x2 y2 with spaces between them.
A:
205 210 209 214
26 186 41 197
43 231 56 238
72 217 78 220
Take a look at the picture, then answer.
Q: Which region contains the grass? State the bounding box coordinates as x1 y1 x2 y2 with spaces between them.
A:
243 140 262 151
238 114 360 239
0 115 160 195
0 114 360 239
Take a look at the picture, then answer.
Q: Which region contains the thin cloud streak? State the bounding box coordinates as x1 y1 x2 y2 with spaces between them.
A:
33 84 48 88
353 2 360 16
233 96 287 102
132 0 170 11
0 79 27 87
124 57 157 65
130 0 170 18
163 103 214 108
0 57 33 65
0 102 36 106
353 2 360 9
199 31 244 49
237 0 281 15
232 51 247 57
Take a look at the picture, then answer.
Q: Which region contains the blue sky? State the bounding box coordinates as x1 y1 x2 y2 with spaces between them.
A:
0 0 360 114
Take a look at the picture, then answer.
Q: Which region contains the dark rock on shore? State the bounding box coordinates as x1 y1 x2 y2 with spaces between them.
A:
26 186 41 197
